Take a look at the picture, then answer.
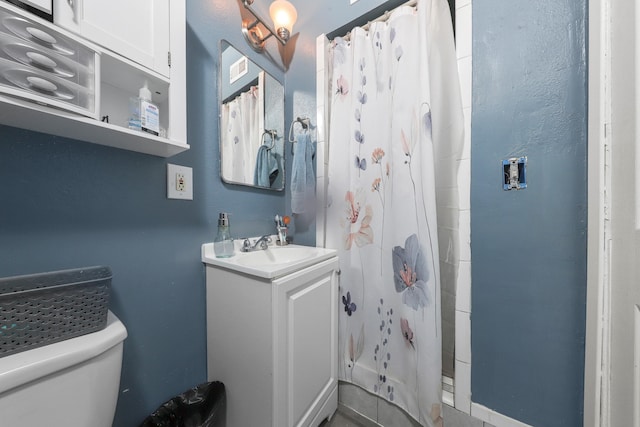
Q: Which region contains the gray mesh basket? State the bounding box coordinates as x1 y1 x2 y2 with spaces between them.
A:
0 266 111 358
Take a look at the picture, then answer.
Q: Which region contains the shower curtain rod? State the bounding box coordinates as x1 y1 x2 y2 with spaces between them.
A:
338 0 417 41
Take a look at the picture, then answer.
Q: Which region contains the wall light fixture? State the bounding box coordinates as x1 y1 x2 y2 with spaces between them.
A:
241 0 297 52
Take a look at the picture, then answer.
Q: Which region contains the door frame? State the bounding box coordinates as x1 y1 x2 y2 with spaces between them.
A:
585 0 612 425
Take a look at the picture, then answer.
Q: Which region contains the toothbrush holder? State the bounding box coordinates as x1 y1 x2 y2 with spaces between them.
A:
276 226 288 246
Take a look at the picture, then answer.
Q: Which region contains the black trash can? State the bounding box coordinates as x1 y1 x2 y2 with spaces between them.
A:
140 381 226 427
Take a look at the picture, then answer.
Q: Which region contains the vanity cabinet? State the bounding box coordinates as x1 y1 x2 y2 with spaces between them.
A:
0 1 187 157
53 0 170 77
204 256 339 427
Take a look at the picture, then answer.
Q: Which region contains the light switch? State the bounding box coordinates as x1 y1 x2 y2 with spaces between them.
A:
502 157 527 191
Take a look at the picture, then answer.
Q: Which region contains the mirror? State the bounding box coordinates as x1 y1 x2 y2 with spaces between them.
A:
219 41 285 191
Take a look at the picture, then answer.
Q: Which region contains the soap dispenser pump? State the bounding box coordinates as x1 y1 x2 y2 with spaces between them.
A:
214 212 235 258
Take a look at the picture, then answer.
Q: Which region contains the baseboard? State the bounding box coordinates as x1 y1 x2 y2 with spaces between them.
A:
337 403 383 427
471 403 533 427
311 383 339 426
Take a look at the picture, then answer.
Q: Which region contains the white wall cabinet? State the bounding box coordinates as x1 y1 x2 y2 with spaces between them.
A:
20 0 52 15
53 0 170 77
205 257 339 427
0 1 187 157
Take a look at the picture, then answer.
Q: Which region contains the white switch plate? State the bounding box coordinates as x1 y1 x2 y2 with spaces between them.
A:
167 164 193 200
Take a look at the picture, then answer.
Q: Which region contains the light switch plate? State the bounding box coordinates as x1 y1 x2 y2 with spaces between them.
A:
502 157 527 191
167 163 193 200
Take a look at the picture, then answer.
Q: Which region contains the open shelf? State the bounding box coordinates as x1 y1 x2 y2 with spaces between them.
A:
0 93 189 157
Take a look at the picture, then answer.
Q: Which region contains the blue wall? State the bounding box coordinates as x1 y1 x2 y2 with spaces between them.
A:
471 1 587 426
0 1 286 425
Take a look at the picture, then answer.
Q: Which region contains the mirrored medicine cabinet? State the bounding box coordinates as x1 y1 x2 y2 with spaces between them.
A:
219 40 285 191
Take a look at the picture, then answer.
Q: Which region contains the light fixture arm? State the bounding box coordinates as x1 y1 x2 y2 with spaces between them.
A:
242 0 289 51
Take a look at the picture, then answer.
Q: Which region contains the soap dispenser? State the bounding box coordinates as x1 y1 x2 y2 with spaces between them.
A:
214 212 235 258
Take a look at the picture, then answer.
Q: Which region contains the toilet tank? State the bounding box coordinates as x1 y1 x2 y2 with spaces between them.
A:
0 311 127 427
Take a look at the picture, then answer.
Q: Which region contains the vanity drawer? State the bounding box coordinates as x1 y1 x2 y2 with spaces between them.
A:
0 33 94 87
0 56 95 112
0 3 98 118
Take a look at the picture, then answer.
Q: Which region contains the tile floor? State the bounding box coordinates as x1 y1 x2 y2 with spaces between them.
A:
319 409 369 427
321 382 497 427
319 404 496 427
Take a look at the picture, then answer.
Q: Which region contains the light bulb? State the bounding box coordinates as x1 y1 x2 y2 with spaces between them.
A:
269 0 297 41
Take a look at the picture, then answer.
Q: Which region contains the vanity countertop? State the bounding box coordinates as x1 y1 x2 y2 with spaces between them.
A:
201 241 337 279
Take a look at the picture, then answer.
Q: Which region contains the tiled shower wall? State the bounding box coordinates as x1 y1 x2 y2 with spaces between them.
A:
440 0 472 382
453 0 473 414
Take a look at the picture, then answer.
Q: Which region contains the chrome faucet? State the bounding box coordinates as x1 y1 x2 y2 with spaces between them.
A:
241 235 272 252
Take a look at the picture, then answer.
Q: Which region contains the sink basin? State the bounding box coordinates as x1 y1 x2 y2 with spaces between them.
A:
201 241 337 279
234 246 322 267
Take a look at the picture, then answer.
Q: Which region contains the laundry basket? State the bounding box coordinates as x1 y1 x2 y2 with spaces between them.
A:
0 266 111 358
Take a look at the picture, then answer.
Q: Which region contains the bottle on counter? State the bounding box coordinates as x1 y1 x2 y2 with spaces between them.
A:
214 212 235 258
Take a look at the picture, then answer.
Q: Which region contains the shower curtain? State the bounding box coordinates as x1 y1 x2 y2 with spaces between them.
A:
221 83 264 183
325 0 462 425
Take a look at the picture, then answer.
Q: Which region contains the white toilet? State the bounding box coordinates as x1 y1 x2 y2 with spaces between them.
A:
0 310 127 427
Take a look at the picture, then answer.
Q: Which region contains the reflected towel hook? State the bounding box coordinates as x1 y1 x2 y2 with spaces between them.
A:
288 117 311 143
261 129 277 150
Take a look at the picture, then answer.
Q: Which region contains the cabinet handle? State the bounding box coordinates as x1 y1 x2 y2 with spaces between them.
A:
67 0 79 21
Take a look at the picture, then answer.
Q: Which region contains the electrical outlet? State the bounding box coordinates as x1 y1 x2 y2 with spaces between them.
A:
176 173 185 191
167 164 193 200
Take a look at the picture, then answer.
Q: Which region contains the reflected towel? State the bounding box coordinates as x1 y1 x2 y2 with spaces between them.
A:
254 145 279 187
291 133 315 213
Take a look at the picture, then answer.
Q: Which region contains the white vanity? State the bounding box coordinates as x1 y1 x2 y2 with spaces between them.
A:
202 242 339 427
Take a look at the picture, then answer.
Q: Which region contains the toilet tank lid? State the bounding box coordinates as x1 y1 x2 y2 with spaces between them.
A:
0 310 127 395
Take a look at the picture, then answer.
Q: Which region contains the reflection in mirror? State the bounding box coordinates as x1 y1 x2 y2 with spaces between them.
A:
219 41 285 191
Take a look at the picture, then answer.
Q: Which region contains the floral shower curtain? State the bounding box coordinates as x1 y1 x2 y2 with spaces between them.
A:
325 0 462 425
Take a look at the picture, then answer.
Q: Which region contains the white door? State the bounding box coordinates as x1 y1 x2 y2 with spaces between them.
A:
53 0 170 77
608 0 640 425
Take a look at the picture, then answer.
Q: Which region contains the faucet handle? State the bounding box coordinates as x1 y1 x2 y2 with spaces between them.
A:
258 235 271 249
242 238 252 251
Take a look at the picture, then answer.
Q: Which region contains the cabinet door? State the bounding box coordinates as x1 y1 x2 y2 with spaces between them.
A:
21 0 52 14
274 262 338 427
53 0 170 77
